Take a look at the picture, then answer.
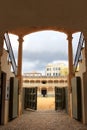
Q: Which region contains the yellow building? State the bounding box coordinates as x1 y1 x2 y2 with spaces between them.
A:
23 72 68 97
45 63 68 77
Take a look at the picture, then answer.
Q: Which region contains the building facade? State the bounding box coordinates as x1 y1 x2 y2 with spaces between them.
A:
45 63 68 77
1 0 87 125
23 72 68 97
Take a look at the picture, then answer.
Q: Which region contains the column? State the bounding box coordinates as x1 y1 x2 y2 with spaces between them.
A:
67 32 73 116
67 32 73 92
17 35 23 116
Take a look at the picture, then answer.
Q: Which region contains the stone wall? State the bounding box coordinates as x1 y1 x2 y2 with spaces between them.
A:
1 49 15 124
75 48 87 124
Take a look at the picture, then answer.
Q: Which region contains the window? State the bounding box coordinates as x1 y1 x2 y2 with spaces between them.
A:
36 80 40 83
53 73 55 76
47 73 49 76
30 80 34 83
47 68 49 71
42 80 47 84
59 73 60 76
47 68 51 71
58 67 60 70
56 73 58 76
54 80 58 83
24 80 29 83
47 73 51 76
48 80 53 83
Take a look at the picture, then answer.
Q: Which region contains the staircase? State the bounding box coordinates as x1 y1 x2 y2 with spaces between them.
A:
4 33 17 75
74 32 85 72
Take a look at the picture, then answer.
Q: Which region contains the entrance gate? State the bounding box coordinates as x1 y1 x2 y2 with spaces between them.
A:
55 87 65 110
24 87 67 111
24 87 37 110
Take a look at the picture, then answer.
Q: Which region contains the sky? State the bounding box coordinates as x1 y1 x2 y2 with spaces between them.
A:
6 31 80 74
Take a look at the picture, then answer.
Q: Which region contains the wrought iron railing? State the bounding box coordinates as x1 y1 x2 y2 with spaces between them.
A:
74 32 85 71
4 33 17 75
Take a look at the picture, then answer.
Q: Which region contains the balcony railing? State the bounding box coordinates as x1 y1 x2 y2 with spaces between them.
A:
4 33 17 75
74 32 85 71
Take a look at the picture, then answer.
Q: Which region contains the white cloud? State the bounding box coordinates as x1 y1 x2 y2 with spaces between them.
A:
8 31 80 74
23 31 68 53
51 60 68 66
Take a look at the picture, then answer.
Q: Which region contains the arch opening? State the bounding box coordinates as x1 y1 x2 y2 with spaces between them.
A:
7 30 81 111
41 88 47 97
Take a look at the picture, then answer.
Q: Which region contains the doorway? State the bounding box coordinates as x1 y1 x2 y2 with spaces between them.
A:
41 88 47 97
23 87 67 111
0 72 6 125
37 87 55 111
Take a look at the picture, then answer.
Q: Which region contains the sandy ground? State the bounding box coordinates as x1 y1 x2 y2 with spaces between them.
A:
1 97 87 130
37 96 55 110
1 110 87 130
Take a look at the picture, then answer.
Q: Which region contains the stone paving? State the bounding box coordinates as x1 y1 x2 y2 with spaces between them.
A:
0 110 87 130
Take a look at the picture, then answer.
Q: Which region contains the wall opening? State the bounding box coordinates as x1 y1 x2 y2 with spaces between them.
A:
8 31 81 111
41 88 47 97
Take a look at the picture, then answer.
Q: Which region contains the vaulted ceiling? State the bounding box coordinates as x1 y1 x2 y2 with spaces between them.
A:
0 0 87 36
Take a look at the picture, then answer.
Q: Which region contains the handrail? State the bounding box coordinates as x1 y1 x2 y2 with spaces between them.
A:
74 32 85 71
4 33 17 75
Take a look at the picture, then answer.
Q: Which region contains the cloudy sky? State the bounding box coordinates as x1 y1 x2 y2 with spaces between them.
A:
8 31 80 74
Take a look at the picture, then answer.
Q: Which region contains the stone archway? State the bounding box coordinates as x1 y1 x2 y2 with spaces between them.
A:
9 29 74 115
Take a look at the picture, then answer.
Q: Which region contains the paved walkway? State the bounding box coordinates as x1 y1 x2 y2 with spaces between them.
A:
0 110 87 130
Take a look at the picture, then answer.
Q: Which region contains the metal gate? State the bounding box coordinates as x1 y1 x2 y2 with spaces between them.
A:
24 87 37 110
55 87 65 110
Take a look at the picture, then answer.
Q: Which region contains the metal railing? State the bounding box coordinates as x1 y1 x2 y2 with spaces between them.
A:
4 33 17 75
74 32 85 71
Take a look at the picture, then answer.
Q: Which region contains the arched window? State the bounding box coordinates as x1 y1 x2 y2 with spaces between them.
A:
48 80 53 83
36 80 40 83
30 80 34 83
54 80 58 83
60 80 64 83
24 80 29 83
41 80 47 84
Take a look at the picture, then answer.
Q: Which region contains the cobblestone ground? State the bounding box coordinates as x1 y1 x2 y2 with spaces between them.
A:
0 110 87 130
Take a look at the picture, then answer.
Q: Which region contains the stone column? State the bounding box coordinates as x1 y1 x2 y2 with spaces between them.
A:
17 35 23 116
67 32 73 116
